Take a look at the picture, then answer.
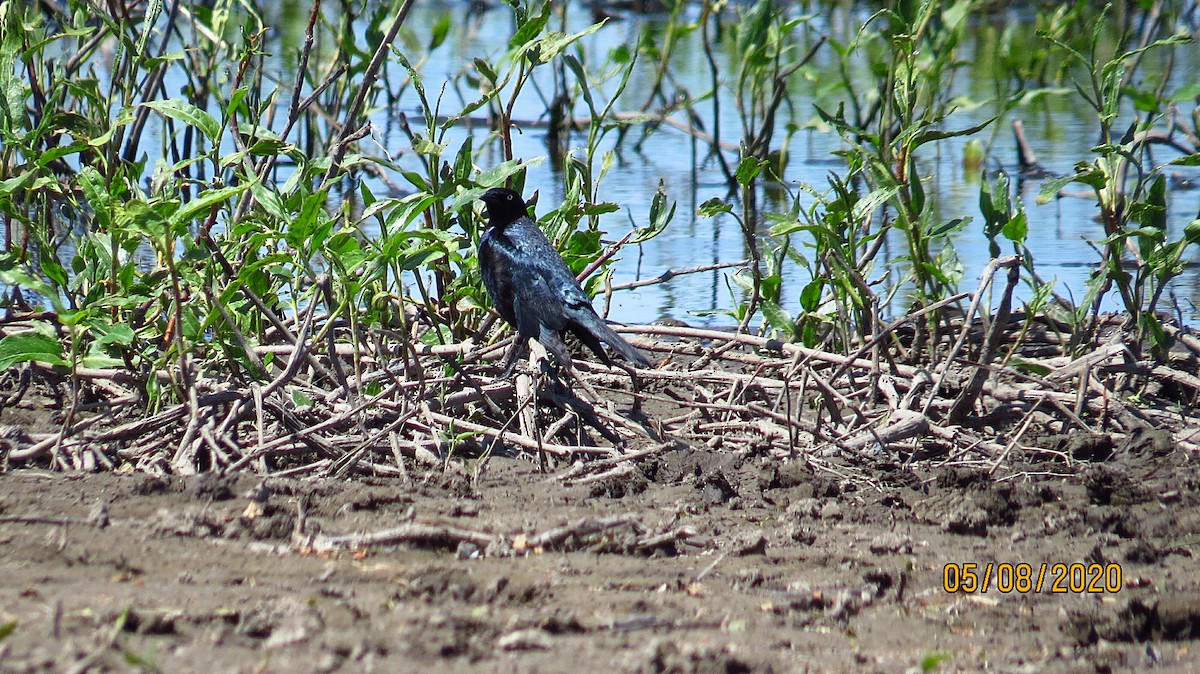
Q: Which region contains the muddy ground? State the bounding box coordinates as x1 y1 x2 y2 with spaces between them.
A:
2 429 1199 674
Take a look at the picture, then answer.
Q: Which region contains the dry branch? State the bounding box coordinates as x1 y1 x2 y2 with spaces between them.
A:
5 302 1198 489
300 521 496 553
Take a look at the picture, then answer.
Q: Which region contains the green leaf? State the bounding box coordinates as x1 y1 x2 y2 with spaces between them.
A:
852 186 900 223
767 218 804 237
698 197 733 218
476 157 542 187
452 135 474 184
729 269 755 293
735 157 764 187
359 180 377 210
0 323 66 369
912 117 996 148
1035 174 1079 205
1015 87 1074 106
760 299 796 339
291 390 313 408
86 107 136 147
1009 356 1052 376
429 13 451 50
0 268 63 311
581 202 618 216
1000 213 1028 244
41 258 68 288
36 142 88 169
1167 153 1200 167
400 171 431 192
411 136 446 157
527 22 606 65
1170 82 1200 102
928 217 969 238
250 182 288 221
141 99 221 141
908 158 925 214
80 353 125 369
168 182 254 231
510 4 551 49
227 88 250 118
1142 175 1167 231
0 619 15 640
1127 86 1160 112
637 180 674 243
1141 312 1167 353
0 171 34 195
77 165 113 230
563 55 596 117
247 138 293 156
799 279 824 312
473 58 497 85
919 651 952 673
1183 219 1200 245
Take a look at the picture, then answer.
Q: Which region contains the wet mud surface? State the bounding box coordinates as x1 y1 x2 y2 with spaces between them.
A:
3 432 1199 673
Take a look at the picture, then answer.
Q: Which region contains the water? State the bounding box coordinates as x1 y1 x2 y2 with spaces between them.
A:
35 1 1200 327
356 1 1200 327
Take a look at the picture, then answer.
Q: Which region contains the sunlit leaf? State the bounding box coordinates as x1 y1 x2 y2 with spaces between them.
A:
400 171 430 191
698 198 733 218
767 218 804 237
1168 153 1200 166
411 136 446 157
735 157 764 187
760 299 796 340
0 323 66 369
168 182 253 230
1035 174 1078 205
912 117 996 148
1001 213 1028 244
527 21 605 65
141 99 221 141
581 202 618 216
637 180 674 243
510 4 551 49
250 182 288 221
851 186 899 223
1170 82 1200 102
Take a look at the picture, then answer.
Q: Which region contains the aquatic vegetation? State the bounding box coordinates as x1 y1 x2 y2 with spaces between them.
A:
1033 3 1200 358
0 0 1195 432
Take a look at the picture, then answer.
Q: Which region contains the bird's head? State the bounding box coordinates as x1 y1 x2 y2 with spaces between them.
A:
479 187 528 224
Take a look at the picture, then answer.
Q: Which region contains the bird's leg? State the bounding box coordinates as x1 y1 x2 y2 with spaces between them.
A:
499 338 529 378
537 328 573 372
613 360 644 415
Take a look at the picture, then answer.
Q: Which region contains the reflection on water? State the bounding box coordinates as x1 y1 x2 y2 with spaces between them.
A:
101 1 1200 327
360 1 1200 326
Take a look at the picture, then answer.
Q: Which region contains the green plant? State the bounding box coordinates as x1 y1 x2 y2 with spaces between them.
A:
1035 4 1200 358
816 0 991 334
767 170 897 350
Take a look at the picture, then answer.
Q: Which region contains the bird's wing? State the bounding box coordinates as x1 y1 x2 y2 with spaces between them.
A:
511 264 570 333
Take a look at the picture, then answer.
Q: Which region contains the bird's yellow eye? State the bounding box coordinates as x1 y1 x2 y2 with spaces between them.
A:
505 194 512 201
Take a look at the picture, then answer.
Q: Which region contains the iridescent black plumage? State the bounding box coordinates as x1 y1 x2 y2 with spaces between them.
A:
478 187 650 372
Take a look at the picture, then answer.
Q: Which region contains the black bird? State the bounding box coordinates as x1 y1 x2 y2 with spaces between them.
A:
478 187 651 374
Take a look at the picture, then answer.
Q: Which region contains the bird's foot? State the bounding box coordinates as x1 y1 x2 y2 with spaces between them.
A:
498 340 529 379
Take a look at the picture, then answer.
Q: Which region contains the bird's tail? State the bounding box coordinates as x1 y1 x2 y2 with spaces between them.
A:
576 315 651 368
